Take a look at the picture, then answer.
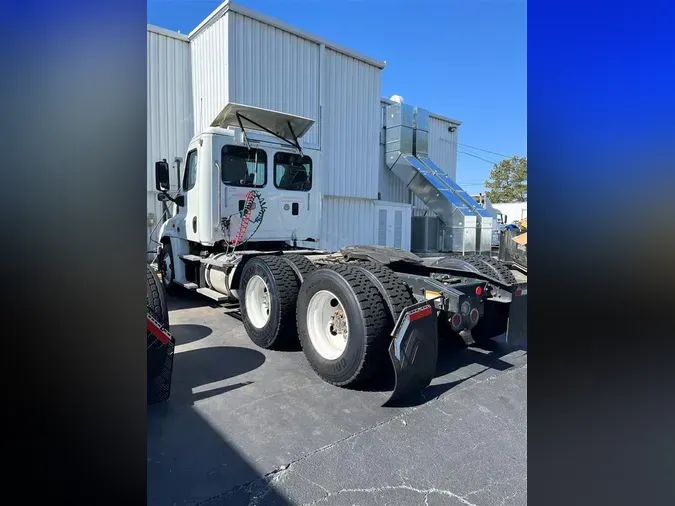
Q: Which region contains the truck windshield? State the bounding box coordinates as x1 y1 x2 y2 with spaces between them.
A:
221 145 267 188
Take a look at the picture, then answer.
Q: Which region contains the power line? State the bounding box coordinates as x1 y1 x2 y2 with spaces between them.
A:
458 150 499 165
457 143 514 159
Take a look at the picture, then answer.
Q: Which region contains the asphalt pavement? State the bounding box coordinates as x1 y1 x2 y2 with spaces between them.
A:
148 292 527 506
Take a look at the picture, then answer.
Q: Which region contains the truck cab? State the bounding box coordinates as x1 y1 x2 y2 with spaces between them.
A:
155 104 321 256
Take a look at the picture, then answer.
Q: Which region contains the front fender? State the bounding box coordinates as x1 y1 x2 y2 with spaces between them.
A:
157 216 182 247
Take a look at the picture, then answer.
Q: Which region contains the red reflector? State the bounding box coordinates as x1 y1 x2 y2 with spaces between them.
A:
409 305 432 322
470 308 479 323
475 286 483 296
147 316 171 345
451 313 462 329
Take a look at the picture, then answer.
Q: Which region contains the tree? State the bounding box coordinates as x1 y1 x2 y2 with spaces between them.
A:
484 156 527 202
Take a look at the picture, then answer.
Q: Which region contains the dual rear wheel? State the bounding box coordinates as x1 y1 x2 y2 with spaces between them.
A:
239 257 413 386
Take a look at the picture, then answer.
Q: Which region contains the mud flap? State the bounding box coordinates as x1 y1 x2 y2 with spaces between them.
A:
384 300 439 406
506 286 527 348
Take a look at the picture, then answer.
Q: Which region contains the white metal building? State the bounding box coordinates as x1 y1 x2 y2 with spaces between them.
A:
147 0 462 255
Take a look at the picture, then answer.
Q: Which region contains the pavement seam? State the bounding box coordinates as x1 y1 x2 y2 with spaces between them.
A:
193 362 527 506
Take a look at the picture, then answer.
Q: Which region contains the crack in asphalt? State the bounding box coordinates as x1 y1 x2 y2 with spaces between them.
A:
193 363 527 506
299 483 479 506
462 475 525 497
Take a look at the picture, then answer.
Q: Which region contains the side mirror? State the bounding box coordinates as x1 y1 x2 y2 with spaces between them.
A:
155 160 170 192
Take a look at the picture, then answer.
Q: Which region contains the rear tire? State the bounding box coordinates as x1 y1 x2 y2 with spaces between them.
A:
480 256 518 285
352 261 416 324
297 264 390 387
281 254 316 282
240 255 302 350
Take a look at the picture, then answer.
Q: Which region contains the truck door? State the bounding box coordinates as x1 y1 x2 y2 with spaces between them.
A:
271 151 314 240
220 145 268 243
182 144 200 242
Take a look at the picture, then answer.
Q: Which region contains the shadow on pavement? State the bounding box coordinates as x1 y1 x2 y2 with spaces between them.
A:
148 343 287 505
167 290 215 311
166 345 266 407
351 333 520 408
170 323 213 345
148 401 290 506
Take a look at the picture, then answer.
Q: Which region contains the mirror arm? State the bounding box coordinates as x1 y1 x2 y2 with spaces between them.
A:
158 189 184 207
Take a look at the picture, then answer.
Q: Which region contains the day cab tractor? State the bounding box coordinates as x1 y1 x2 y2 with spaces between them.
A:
153 103 527 404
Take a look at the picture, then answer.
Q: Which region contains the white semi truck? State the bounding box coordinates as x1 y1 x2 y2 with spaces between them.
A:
154 103 527 404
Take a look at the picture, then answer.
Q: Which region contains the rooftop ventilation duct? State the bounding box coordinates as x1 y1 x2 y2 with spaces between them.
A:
412 107 494 255
384 101 477 254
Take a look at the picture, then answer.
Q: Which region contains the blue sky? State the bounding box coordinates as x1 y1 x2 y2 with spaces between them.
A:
147 0 526 193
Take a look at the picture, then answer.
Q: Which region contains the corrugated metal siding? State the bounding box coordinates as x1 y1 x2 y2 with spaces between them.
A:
147 29 194 191
320 196 375 251
227 12 320 147
190 12 229 133
147 28 193 253
428 115 459 180
321 49 381 198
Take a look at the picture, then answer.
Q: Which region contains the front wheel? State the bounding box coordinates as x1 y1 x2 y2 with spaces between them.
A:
240 255 303 350
157 241 178 295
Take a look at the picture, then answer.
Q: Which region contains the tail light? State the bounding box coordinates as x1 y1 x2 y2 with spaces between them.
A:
469 308 480 324
450 313 463 330
475 285 483 296
514 287 527 296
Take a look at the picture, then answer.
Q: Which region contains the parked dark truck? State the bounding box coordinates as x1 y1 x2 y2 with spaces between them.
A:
152 103 527 404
